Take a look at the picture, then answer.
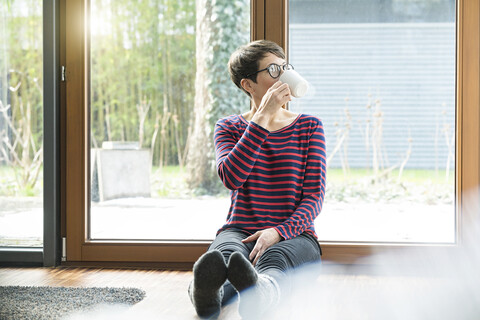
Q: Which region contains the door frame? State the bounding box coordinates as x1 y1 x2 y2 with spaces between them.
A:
0 0 61 267
63 0 479 267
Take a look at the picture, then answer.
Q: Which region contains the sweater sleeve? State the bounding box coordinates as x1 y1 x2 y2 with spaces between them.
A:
274 119 326 240
214 119 270 190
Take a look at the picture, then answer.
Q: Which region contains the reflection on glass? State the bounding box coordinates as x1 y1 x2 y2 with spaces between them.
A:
89 0 250 240
0 0 43 247
289 0 456 243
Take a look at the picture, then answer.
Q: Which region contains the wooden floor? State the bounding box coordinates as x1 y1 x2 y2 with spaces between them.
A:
0 265 454 319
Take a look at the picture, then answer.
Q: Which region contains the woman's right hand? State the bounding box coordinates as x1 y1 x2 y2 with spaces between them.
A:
252 81 291 128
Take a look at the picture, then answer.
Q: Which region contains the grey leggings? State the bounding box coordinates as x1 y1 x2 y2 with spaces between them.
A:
207 228 322 304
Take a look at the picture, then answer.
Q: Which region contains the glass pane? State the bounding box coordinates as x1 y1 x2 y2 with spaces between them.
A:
0 1 43 247
89 0 250 240
289 0 455 243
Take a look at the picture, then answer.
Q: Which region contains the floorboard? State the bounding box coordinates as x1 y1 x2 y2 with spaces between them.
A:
0 265 464 319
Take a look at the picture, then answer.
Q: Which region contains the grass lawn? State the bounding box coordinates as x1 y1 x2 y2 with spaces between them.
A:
327 167 455 185
0 165 43 197
0 164 454 204
153 166 455 186
150 165 454 204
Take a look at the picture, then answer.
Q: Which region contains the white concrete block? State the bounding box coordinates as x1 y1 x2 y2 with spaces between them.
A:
92 148 151 202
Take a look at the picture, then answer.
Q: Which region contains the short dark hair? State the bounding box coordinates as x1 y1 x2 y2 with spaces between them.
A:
228 40 286 97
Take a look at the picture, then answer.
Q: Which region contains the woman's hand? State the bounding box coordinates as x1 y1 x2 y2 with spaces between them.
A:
252 81 291 128
242 228 282 266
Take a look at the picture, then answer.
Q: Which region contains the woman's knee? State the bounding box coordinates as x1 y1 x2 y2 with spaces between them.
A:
208 230 253 262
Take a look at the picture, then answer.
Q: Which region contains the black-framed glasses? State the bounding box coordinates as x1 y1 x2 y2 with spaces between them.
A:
246 63 294 79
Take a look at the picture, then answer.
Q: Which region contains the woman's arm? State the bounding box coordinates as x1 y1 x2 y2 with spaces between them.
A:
214 120 270 190
274 118 327 240
215 81 292 190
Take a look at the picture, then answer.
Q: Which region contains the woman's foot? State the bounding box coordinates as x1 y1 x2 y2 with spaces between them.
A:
226 251 258 292
227 252 280 319
189 250 227 319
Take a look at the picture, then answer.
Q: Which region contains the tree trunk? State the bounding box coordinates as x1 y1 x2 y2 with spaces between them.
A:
186 0 215 191
186 0 250 192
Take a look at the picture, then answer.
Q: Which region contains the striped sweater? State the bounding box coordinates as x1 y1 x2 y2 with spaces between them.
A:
214 113 326 240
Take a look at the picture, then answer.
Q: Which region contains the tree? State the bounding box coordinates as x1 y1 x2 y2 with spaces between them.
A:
0 0 43 195
186 0 249 193
90 0 196 167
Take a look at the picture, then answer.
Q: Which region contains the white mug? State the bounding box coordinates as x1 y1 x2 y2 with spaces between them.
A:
279 69 309 98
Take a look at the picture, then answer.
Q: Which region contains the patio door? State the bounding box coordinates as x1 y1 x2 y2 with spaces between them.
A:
0 0 44 264
289 0 457 244
63 0 479 265
63 0 268 265
0 0 60 266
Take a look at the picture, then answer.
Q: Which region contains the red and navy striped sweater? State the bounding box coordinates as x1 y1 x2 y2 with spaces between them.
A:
214 113 326 240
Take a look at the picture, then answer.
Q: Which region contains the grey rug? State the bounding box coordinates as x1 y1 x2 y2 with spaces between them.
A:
0 286 146 320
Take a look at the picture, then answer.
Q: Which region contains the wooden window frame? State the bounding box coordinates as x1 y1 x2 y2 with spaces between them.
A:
62 0 479 267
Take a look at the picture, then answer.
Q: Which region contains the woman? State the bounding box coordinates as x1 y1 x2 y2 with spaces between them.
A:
189 40 326 319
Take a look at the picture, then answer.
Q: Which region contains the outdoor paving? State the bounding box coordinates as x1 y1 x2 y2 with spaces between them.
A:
0 196 455 247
